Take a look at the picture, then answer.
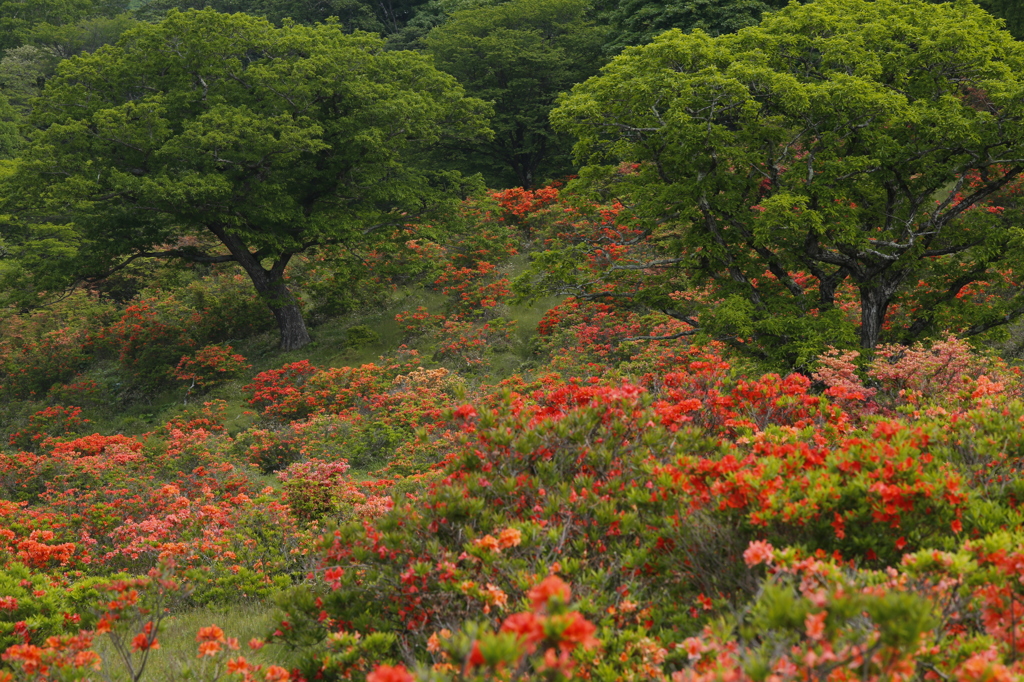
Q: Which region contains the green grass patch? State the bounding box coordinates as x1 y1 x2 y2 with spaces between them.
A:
91 601 300 682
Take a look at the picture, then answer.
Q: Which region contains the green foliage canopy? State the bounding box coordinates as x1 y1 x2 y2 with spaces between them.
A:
551 0 1024 363
4 9 489 350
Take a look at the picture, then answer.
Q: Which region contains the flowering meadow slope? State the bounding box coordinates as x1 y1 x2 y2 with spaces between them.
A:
2 189 1024 681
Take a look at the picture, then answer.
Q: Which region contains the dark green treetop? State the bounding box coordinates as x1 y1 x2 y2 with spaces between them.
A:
134 0 426 35
0 0 130 51
973 0 1024 38
25 13 137 60
600 0 791 54
425 0 606 188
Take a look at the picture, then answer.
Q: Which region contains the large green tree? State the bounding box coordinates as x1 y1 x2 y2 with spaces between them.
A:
548 0 1024 362
425 0 606 188
4 9 489 350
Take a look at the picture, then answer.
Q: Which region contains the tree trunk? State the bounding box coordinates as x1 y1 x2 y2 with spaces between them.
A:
261 277 312 351
859 286 889 349
209 226 312 351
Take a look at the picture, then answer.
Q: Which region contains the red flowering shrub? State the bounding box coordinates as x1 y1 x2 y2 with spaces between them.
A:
84 277 272 390
95 299 201 386
44 378 105 410
157 400 230 438
0 273 273 411
243 360 321 420
0 295 107 398
492 185 561 219
242 353 465 474
173 345 251 391
531 298 696 375
671 535 1024 682
432 319 492 370
8 406 90 453
491 184 562 238
394 307 445 339
433 262 513 318
245 359 411 422
364 574 599 682
2 631 101 679
0 432 147 507
235 429 302 474
47 434 142 460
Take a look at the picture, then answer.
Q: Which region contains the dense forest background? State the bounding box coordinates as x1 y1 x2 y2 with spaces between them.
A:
1 0 1021 188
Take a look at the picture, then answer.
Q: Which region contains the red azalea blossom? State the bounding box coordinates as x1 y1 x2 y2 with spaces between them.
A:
528 576 572 611
367 664 414 682
501 611 545 648
554 611 599 651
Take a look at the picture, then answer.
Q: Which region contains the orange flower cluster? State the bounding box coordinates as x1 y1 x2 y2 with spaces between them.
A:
471 527 522 553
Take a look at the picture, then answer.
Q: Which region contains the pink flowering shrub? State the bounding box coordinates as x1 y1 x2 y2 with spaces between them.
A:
277 459 353 521
814 335 1021 413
